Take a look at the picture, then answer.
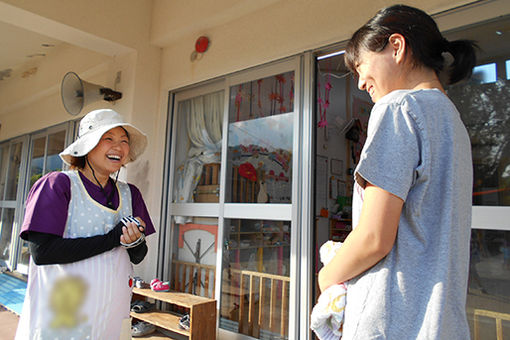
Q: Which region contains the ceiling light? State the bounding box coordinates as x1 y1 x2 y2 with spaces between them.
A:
317 50 345 60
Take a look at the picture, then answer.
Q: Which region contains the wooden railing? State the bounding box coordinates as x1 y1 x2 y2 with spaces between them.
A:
171 259 216 299
473 309 510 340
171 260 290 338
225 268 290 338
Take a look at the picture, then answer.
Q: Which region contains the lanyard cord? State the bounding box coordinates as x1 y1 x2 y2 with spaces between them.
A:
85 157 120 209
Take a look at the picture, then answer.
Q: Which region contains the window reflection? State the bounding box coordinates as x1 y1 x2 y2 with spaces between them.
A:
46 131 66 173
0 208 15 263
445 16 510 207
220 219 290 339
467 229 510 338
471 63 497 84
226 72 294 204
172 91 224 210
5 143 22 201
170 217 218 299
29 137 45 189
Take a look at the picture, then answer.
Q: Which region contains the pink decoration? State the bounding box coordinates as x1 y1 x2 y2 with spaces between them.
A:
317 65 333 128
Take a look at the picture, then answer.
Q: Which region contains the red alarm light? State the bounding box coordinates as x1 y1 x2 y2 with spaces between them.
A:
195 36 209 53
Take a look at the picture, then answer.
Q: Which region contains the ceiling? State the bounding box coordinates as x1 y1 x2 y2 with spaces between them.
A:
0 21 62 80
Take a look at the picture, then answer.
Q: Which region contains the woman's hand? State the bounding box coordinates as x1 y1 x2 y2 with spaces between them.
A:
120 217 145 244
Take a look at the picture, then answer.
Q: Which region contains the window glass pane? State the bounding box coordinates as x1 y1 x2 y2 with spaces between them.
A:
445 16 510 206
17 239 30 272
220 218 290 339
172 90 224 206
5 142 23 200
0 208 15 264
170 217 218 298
506 60 510 80
226 72 294 203
29 137 46 189
46 131 65 173
0 144 9 200
471 63 497 84
467 229 510 338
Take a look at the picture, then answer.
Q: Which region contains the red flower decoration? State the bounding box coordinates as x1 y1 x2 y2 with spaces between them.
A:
239 162 257 182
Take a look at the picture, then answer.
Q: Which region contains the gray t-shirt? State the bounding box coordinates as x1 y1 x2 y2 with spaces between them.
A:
344 89 472 339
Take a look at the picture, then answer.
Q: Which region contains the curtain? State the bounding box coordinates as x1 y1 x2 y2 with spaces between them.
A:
174 92 223 223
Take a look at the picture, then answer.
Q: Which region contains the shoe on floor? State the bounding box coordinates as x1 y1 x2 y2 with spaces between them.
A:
132 321 156 337
131 300 156 313
179 314 190 330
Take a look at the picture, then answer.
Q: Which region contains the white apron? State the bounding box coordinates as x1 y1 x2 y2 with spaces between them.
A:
16 170 134 340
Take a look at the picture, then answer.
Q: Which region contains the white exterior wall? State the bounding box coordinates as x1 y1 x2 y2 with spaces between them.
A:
1 0 510 286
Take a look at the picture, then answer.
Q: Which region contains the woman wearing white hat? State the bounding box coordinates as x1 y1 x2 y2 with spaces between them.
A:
15 109 156 340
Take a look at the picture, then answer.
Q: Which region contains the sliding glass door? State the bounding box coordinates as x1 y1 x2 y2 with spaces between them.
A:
163 57 302 339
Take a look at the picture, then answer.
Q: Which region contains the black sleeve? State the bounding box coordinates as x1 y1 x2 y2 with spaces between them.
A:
27 222 124 265
127 241 148 264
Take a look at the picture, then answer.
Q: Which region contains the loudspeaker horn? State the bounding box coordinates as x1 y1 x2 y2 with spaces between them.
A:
61 72 122 116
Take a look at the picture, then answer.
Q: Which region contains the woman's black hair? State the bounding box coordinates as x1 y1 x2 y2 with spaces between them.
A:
70 156 86 169
344 4 478 85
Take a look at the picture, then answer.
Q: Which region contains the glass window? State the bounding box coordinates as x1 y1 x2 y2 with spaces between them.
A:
506 60 510 80
29 137 45 189
225 72 294 203
444 14 510 340
467 229 510 338
446 16 510 207
220 218 290 339
170 217 218 299
0 208 15 264
46 130 66 173
172 90 224 206
0 144 9 198
471 63 497 84
5 142 22 201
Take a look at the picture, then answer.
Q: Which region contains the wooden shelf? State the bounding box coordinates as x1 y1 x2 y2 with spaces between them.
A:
133 288 214 308
132 288 217 340
131 310 189 336
131 329 178 339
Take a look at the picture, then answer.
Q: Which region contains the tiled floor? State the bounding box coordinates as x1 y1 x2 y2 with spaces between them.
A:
0 273 25 339
0 273 26 315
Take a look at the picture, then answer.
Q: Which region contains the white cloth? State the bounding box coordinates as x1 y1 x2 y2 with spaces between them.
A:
16 170 134 340
311 241 347 340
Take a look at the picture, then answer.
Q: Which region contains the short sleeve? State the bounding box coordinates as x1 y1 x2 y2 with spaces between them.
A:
20 172 71 239
129 184 156 236
354 97 420 201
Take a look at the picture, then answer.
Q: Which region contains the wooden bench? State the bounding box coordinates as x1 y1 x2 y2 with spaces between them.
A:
131 288 217 340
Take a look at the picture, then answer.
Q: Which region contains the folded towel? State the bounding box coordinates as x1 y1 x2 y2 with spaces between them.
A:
311 241 346 340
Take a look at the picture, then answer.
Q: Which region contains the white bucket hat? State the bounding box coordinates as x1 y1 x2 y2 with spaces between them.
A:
60 109 148 166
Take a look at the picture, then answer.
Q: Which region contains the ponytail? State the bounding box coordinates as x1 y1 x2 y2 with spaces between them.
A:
445 39 478 85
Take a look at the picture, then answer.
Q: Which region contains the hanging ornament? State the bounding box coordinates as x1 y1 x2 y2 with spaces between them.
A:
317 66 333 128
235 84 243 122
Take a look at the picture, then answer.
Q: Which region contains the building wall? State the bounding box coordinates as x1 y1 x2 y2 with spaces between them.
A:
154 0 475 91
1 0 510 282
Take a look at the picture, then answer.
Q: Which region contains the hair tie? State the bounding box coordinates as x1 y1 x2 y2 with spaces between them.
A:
442 51 454 68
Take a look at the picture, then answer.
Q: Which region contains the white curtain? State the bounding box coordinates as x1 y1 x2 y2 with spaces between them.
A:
174 92 223 223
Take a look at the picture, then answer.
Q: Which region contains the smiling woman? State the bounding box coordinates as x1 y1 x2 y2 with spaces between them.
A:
317 4 478 340
15 109 157 340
